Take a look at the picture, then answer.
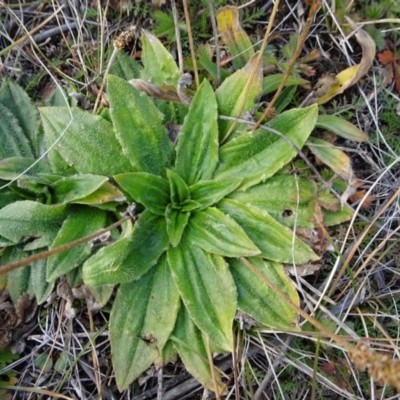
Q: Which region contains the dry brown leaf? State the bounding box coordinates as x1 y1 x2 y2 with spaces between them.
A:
315 18 376 104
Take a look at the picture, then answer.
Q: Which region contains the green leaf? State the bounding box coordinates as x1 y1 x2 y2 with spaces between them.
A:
0 80 40 156
190 178 242 210
115 172 170 216
3 247 30 303
109 50 142 80
0 201 66 244
262 74 308 96
215 53 263 142
83 211 169 286
0 103 33 159
140 30 180 86
218 199 319 263
214 105 318 190
168 240 236 351
47 207 107 281
0 157 51 180
167 169 190 207
316 115 368 142
229 174 353 228
52 175 109 204
185 207 260 257
171 305 225 393
198 43 231 82
180 199 202 212
166 205 190 247
30 257 54 304
40 107 133 176
175 80 218 186
108 75 175 176
110 255 180 390
230 257 300 330
86 284 114 307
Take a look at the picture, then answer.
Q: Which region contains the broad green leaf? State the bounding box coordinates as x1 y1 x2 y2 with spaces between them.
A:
167 169 190 207
108 75 175 176
30 257 54 304
47 207 107 281
40 106 133 176
214 105 318 190
0 201 66 244
168 240 236 351
229 174 353 228
229 175 317 228
307 137 353 180
218 199 319 263
185 207 260 257
230 257 300 330
52 175 109 204
175 80 218 186
110 255 180 390
115 172 170 216
215 53 263 142
217 6 254 69
171 305 225 393
0 157 50 180
166 205 190 247
83 211 169 286
190 178 242 210
316 115 368 142
0 103 33 159
109 50 142 80
140 30 180 86
0 80 40 156
262 74 308 96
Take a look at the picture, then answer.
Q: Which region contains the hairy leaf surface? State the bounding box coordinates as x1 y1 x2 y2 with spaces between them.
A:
214 105 318 189
40 107 132 176
115 172 170 216
168 240 236 351
218 199 319 263
175 80 218 185
230 257 300 330
110 255 180 390
185 207 260 257
108 75 174 176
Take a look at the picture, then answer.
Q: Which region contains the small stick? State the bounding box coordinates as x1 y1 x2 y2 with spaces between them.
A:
182 0 199 88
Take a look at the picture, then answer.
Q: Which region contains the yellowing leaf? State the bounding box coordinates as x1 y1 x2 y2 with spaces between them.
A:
306 137 353 181
316 20 376 104
217 6 255 69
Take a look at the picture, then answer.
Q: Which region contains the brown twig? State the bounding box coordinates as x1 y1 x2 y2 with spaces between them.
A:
182 0 199 88
251 0 320 132
220 0 281 144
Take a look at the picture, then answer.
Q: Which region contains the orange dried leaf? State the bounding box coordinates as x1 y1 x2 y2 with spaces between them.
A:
378 50 395 65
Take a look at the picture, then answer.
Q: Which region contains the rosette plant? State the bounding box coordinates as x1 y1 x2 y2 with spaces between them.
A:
0 32 353 392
